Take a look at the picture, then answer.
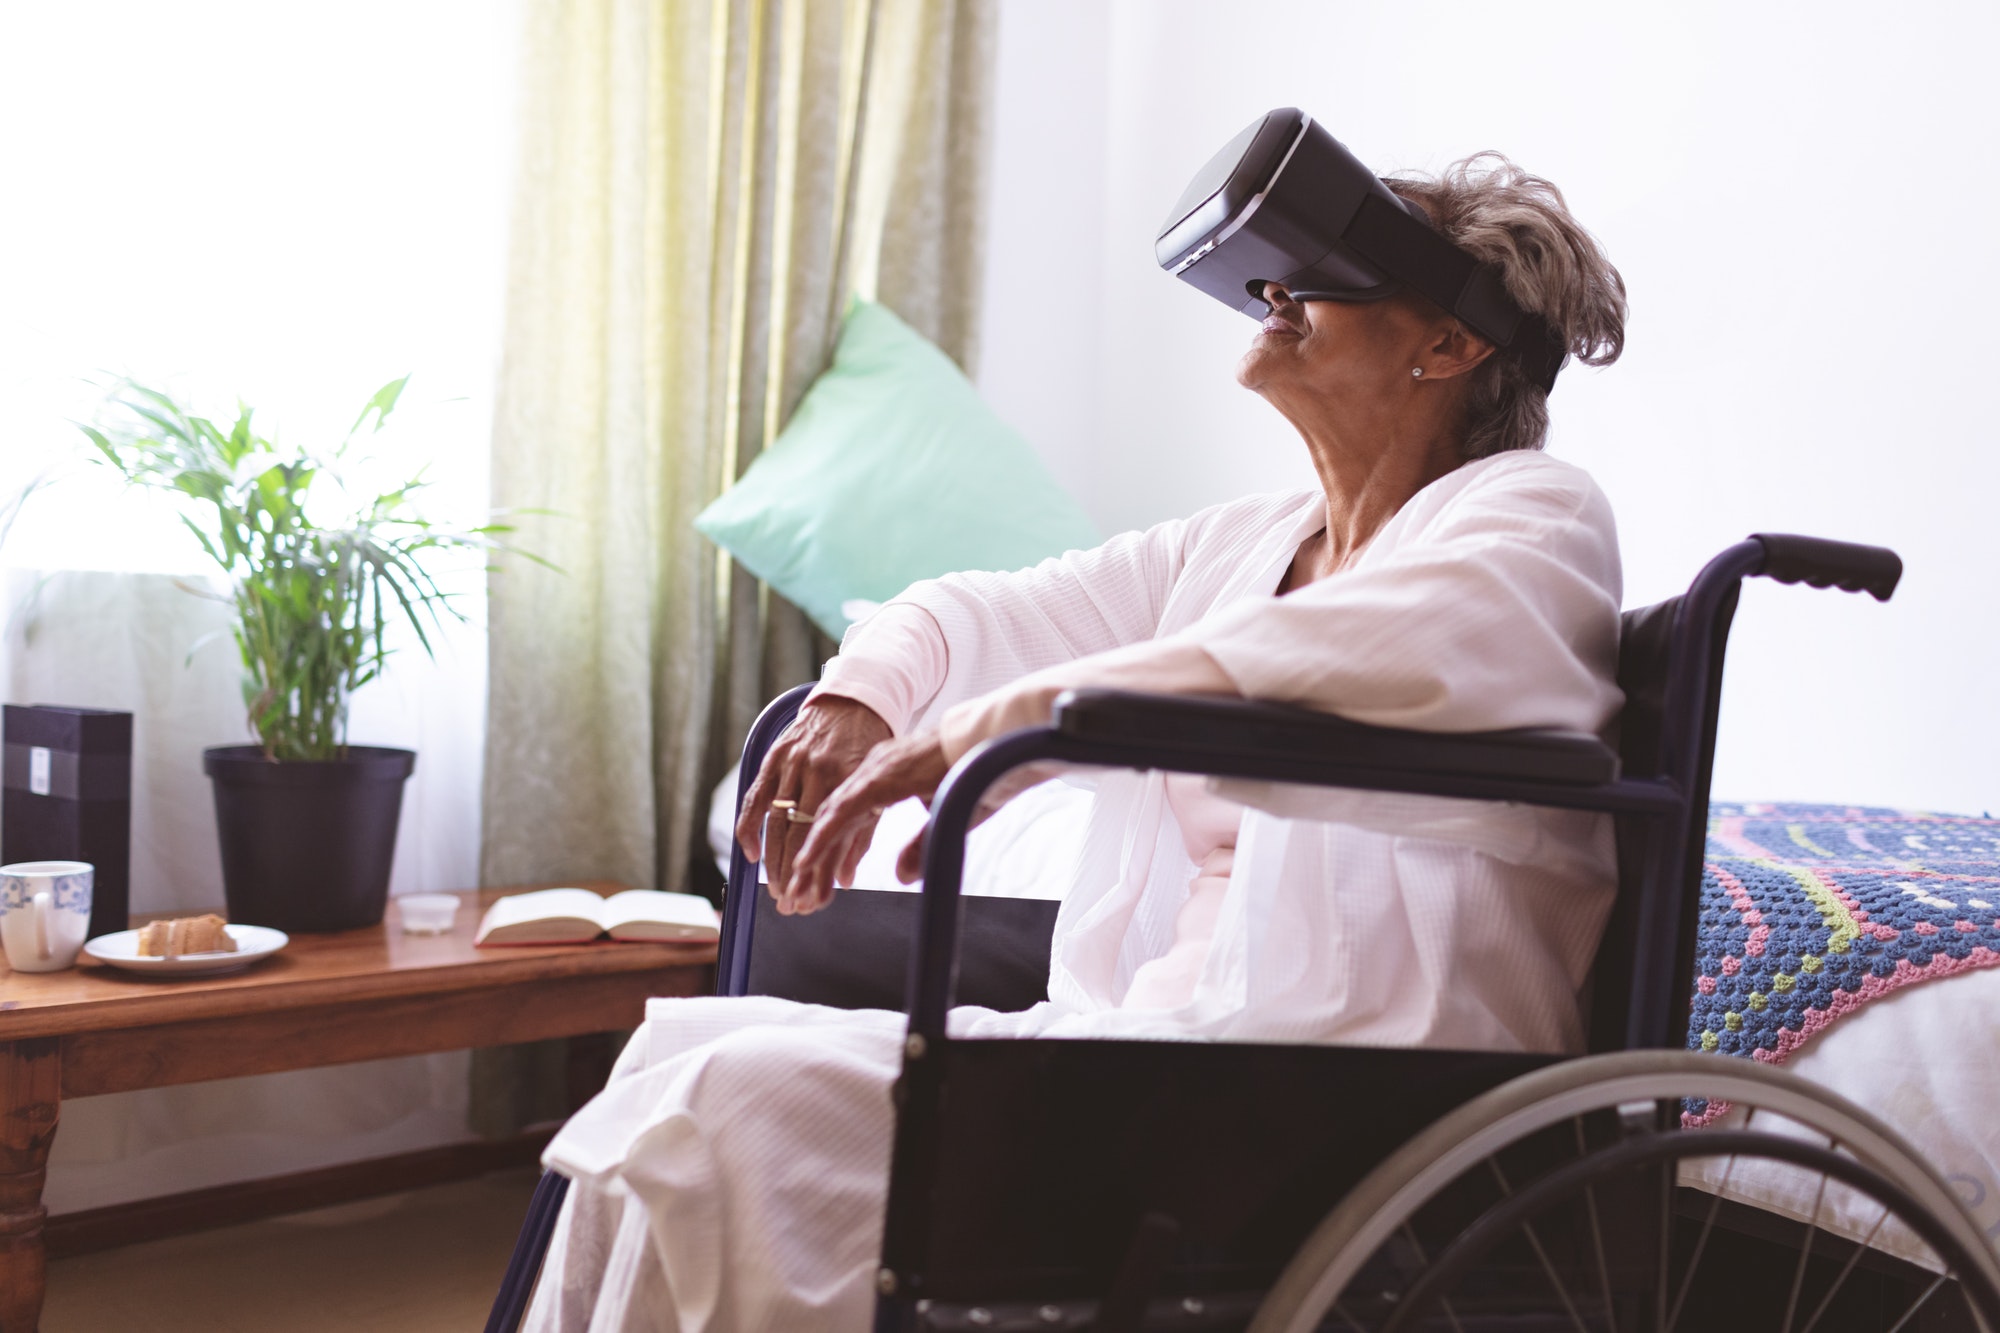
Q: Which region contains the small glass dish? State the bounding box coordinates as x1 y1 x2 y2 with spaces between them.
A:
397 893 461 935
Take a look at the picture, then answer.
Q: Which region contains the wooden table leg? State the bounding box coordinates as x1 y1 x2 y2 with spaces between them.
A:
1 1038 60 1333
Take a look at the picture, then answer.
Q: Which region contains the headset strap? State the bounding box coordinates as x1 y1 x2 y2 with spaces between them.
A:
1344 193 1566 393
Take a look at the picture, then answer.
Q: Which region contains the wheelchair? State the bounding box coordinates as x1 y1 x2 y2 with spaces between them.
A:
488 533 2000 1333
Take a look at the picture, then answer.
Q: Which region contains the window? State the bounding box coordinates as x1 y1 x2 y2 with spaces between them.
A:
0 0 511 573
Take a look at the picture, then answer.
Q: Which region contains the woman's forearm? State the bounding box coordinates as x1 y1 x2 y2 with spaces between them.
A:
936 640 1234 763
811 515 1201 738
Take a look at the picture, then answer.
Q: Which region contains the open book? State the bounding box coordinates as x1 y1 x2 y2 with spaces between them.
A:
474 888 720 946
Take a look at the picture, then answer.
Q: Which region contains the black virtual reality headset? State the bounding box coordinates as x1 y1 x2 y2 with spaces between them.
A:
1156 108 1567 394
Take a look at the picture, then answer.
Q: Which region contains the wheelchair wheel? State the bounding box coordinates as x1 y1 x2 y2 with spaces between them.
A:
1249 1050 2000 1333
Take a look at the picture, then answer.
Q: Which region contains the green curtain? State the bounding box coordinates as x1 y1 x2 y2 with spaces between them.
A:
481 0 996 903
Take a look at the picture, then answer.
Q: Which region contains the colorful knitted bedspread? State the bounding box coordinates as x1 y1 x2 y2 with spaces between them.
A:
1686 803 2000 1103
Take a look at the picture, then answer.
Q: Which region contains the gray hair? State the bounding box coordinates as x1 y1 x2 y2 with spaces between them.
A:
1389 154 1626 459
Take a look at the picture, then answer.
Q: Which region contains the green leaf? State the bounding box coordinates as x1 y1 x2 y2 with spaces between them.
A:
346 375 409 442
77 424 119 467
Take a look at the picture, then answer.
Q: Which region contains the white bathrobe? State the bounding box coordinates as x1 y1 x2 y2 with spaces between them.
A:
527 449 1624 1332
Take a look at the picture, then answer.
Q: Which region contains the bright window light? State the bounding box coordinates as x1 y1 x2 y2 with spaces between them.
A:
0 0 513 574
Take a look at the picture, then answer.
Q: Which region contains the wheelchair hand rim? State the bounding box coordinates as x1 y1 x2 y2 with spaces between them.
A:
1374 1127 2000 1333
1249 1049 2000 1333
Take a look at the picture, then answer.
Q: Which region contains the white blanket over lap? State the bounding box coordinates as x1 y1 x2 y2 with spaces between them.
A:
532 1000 908 1333
530 450 1626 1332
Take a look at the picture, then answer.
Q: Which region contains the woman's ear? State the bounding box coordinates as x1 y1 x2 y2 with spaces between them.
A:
1420 320 1498 382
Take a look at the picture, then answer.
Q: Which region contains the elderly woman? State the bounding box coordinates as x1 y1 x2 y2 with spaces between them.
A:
527 152 1627 1332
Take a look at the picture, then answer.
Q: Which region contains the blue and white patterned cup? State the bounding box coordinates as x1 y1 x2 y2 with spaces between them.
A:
1 861 94 972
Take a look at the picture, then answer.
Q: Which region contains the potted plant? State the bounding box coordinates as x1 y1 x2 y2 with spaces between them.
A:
84 378 524 931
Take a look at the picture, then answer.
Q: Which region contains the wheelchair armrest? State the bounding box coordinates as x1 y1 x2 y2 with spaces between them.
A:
1052 688 1620 786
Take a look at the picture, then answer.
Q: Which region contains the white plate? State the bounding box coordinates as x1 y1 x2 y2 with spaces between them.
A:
84 924 290 976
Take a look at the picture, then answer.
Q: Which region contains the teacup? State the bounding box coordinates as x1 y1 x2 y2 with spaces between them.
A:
1 861 94 972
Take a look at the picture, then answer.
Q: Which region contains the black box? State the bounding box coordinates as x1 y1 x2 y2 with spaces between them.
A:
2 705 133 939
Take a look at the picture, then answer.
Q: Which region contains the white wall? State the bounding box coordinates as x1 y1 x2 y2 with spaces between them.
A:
980 0 2000 816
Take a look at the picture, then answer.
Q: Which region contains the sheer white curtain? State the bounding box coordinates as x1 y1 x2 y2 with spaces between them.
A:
0 1 512 1212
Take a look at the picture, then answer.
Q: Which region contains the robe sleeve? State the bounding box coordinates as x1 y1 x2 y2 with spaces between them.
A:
805 605 947 737
1181 457 1623 735
811 513 1195 734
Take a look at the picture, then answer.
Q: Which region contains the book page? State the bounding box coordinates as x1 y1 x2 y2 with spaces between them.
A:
474 887 610 945
601 889 719 942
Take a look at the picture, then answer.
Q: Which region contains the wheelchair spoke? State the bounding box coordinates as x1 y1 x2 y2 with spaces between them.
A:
1392 1224 1472 1328
1656 1159 1672 1333
1665 1152 1742 1333
1882 1273 1950 1333
1573 1117 1619 1333
1778 1161 1834 1333
1256 1065 2000 1333
1485 1158 1591 1333
1796 1202 1892 1333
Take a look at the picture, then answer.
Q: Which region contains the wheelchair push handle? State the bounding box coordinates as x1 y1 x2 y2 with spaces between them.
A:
1750 533 1902 602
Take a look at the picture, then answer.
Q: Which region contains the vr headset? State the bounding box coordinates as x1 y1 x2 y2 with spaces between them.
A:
1156 109 1567 393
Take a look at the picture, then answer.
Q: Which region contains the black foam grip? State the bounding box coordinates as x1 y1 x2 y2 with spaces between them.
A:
1750 533 1902 602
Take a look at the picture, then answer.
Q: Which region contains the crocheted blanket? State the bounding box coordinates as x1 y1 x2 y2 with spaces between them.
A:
1684 802 2000 1122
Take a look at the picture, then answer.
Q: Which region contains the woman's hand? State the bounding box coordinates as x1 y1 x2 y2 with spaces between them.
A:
784 740 1072 915
782 732 951 915
736 695 892 905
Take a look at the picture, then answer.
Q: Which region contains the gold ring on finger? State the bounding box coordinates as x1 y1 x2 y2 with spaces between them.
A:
770 799 797 812
784 807 818 824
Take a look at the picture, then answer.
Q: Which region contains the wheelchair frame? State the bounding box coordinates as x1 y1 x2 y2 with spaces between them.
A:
488 533 1914 1333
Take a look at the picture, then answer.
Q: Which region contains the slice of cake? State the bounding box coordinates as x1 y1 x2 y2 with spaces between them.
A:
135 914 238 959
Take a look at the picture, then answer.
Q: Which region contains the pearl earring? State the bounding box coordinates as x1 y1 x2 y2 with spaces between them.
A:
1411 367 1424 379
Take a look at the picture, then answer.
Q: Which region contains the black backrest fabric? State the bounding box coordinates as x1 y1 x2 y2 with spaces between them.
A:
743 888 1058 1014
1613 596 1680 780
1585 596 1684 1051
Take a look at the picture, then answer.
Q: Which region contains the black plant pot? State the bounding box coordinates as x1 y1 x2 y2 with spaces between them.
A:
203 745 417 932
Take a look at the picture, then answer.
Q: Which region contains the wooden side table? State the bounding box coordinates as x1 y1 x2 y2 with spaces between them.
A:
0 884 714 1332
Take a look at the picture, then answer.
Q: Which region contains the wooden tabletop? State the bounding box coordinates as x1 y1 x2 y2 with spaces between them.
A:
0 883 717 1041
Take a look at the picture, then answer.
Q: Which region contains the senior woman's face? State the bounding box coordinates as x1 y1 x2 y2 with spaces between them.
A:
1235 282 1447 410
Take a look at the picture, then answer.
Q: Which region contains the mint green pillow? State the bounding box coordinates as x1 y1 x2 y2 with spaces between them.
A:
695 300 1099 637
